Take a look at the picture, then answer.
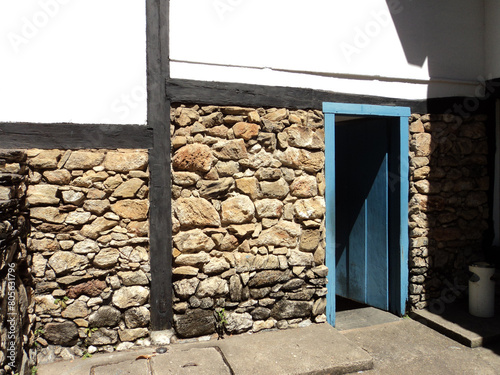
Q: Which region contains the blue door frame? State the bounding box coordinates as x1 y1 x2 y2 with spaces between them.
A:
323 102 410 326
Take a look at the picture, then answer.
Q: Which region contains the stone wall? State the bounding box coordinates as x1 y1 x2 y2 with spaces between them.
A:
0 150 33 375
26 149 151 362
408 114 489 310
170 105 328 338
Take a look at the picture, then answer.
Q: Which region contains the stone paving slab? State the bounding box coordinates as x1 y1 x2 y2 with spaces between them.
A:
37 349 155 375
92 357 150 375
151 347 231 375
212 323 373 375
342 319 500 375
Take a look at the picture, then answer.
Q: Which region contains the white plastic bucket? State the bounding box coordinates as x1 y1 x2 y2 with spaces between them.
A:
469 262 495 318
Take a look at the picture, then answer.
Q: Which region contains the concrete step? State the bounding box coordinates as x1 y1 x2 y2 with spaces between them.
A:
410 298 500 348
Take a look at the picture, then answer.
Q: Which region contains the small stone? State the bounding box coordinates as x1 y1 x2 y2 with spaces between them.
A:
221 195 255 224
271 300 313 320
44 322 79 346
173 266 199 276
112 178 144 198
65 151 105 170
293 197 325 220
125 306 150 328
235 177 261 200
119 328 148 342
256 221 301 248
93 248 120 268
86 328 118 346
289 250 314 266
43 169 71 185
175 252 211 266
225 312 253 334
254 199 283 218
111 199 149 220
285 126 324 150
203 257 230 275
290 175 318 197
28 149 61 169
174 229 215 253
118 270 149 286
233 122 260 140
174 198 221 228
104 151 148 172
48 251 88 275
213 139 248 160
172 144 214 173
27 184 59 205
81 217 118 239
89 306 121 327
260 178 289 199
65 211 92 225
174 309 215 338
61 300 89 319
196 277 229 298
299 230 321 252
172 172 201 186
31 207 67 224
112 286 149 309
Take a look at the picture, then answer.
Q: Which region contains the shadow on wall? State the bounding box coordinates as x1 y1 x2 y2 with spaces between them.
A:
387 0 485 98
408 113 490 312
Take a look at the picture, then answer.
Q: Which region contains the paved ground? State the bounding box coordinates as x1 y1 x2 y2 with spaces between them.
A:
37 317 500 375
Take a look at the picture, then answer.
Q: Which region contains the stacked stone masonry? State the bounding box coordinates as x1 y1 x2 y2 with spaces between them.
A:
26 149 151 363
408 114 489 310
0 150 32 375
170 105 328 338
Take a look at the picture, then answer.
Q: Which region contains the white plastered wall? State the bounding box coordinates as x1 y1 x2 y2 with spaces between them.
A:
0 0 147 125
170 0 485 100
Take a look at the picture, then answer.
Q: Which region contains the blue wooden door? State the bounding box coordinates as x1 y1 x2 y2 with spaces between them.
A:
335 118 390 310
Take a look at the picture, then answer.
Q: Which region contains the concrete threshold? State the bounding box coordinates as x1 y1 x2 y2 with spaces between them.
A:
410 298 500 348
37 323 373 375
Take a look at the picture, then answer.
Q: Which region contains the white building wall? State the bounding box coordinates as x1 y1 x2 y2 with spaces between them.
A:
170 0 485 100
0 0 147 125
0 0 493 125
485 0 500 79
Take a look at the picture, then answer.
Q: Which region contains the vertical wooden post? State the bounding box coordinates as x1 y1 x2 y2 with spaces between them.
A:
147 0 172 330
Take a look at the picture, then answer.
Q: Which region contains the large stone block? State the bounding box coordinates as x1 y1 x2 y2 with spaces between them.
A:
255 221 301 248
172 144 214 173
271 300 313 320
221 195 255 224
104 151 148 172
174 197 221 228
260 178 289 199
112 286 149 309
290 175 318 198
213 139 248 160
293 197 325 220
64 151 105 170
174 309 216 338
111 199 149 220
89 306 122 327
48 251 88 275
27 184 59 205
255 199 283 218
284 126 324 150
174 229 216 253
44 322 78 346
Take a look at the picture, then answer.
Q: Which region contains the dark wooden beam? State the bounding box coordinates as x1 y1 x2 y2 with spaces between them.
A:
166 78 495 115
166 78 427 112
147 0 173 331
0 123 152 149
